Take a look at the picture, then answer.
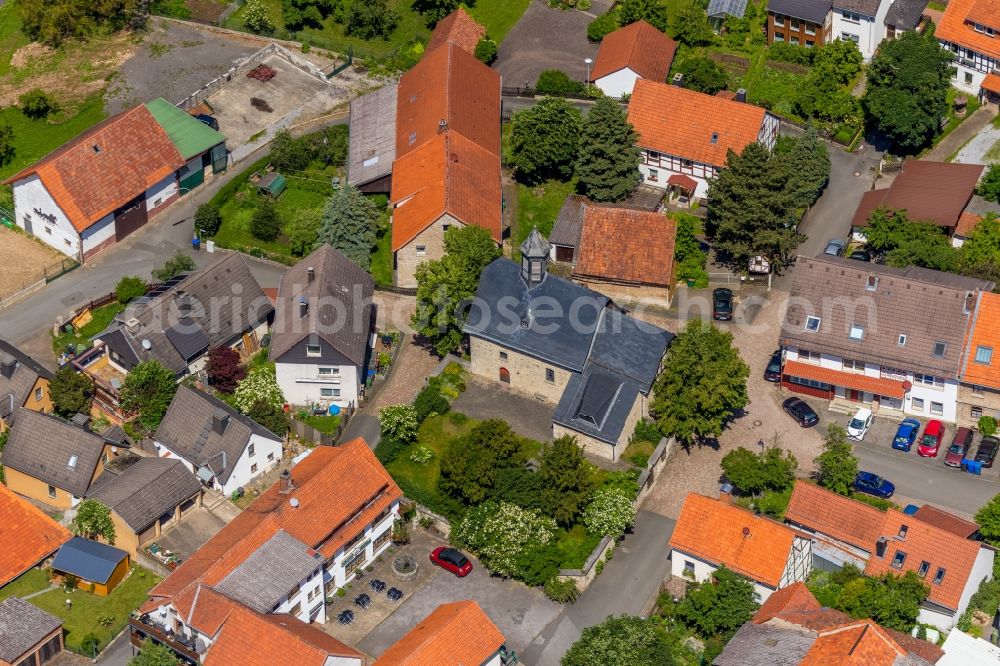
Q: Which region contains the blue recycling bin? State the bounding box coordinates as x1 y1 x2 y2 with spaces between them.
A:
328 404 341 416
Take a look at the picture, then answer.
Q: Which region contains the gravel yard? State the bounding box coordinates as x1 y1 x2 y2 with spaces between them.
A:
0 228 70 301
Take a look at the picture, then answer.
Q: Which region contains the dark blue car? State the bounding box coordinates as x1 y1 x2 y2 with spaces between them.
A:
892 418 921 452
853 471 895 498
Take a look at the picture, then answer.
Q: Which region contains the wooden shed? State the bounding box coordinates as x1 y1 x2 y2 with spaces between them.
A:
50 537 130 597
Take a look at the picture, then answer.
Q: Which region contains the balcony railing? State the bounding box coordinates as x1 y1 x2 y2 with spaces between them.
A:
129 615 200 664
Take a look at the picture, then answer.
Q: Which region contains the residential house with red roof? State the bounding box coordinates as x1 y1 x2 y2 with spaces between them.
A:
2 98 226 263
715 582 944 665
937 0 1000 96
426 7 486 55
626 79 779 201
958 290 1000 427
373 600 510 665
590 21 678 98
0 483 70 589
850 160 998 247
130 439 401 663
783 481 994 631
779 255 993 422
571 206 678 307
669 493 812 602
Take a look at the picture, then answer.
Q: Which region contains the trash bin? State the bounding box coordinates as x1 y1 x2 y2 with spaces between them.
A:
206 240 215 253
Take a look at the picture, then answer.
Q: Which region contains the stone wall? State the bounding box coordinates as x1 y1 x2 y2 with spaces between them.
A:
957 383 1000 428
394 215 463 288
468 336 570 403
552 391 644 463
573 278 672 309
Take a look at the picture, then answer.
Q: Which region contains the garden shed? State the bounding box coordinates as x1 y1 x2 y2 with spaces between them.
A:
257 172 287 199
50 537 130 596
707 0 748 25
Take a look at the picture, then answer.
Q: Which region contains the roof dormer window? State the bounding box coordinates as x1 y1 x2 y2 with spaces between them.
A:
866 275 877 291
711 132 719 144
68 454 78 469
805 316 821 332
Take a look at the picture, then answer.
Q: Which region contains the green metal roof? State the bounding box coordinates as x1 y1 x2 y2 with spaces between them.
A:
145 98 226 160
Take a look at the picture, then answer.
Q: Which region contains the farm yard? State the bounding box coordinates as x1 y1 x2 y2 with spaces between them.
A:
0 227 74 303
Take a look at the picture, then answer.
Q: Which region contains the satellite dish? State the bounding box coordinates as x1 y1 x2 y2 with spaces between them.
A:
290 498 300 508
141 339 152 350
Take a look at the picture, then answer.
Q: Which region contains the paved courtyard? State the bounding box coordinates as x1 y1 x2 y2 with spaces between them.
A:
451 376 555 443
494 0 609 89
155 507 227 560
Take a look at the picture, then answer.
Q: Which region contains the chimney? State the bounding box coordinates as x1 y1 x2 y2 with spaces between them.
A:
966 291 976 314
735 88 747 103
0 354 16 380
125 318 140 335
876 536 888 558
70 413 91 431
279 469 294 495
307 267 315 283
298 296 309 318
671 73 684 87
742 526 751 539
212 409 230 436
438 119 447 131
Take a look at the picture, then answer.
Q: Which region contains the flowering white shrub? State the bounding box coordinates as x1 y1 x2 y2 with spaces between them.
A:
234 366 284 413
452 502 557 578
583 487 636 538
410 446 434 464
378 404 419 443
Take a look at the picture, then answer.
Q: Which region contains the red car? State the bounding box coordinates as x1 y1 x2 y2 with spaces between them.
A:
944 427 974 467
917 420 946 457
430 547 473 577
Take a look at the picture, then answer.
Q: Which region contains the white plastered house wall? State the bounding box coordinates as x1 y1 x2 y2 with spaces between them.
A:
275 362 361 408
10 174 84 259
831 2 890 61
915 545 994 632
594 67 641 98
669 550 780 603
145 173 178 212
154 431 282 496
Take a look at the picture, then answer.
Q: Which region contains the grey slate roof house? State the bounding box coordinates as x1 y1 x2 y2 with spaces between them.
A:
465 230 672 461
153 385 284 496
88 456 203 557
347 84 397 194
3 408 110 507
269 245 375 409
0 338 54 428
215 530 325 613
90 253 273 377
0 597 64 666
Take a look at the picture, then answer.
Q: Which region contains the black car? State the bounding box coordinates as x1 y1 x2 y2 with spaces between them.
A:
975 436 1000 468
712 288 733 321
764 350 782 382
195 113 219 130
848 249 871 262
783 397 819 427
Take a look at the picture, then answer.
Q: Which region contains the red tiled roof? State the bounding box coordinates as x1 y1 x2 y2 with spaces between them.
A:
395 42 500 160
913 505 980 539
800 620 905 665
426 8 486 56
627 79 767 167
0 483 71 587
865 509 983 610
850 161 985 230
782 360 908 399
669 493 795 588
938 0 1000 59
785 481 886 552
149 440 402 604
753 581 821 624
3 105 186 232
962 291 1000 390
590 20 678 83
667 173 697 191
956 211 982 237
373 601 505 665
390 132 501 251
983 72 1000 94
573 206 676 286
203 606 362 666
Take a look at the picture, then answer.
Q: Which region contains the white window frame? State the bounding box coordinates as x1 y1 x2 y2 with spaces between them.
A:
415 245 427 256
930 401 944 416
306 344 321 357
911 397 925 412
914 373 943 388
976 346 993 365
318 366 339 376
849 325 864 340
805 316 821 332
320 387 341 398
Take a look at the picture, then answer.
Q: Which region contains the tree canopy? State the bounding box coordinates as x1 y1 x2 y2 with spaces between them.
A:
977 164 1000 203
129 640 180 666
618 0 669 31
562 616 673 666
49 366 94 418
537 436 597 526
814 425 859 496
706 142 804 271
834 569 929 632
863 208 959 271
782 127 831 209
119 360 177 433
676 566 759 640
439 419 528 505
16 0 140 46
575 98 641 202
206 346 246 394
676 56 729 95
651 320 749 445
317 186 381 270
510 97 582 184
863 30 952 154
152 252 196 282
73 499 116 544
960 214 1000 268
671 4 714 46
721 445 797 496
975 493 1000 548
411 225 501 356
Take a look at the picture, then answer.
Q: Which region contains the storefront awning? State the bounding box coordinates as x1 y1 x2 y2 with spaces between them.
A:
667 173 698 191
783 360 907 399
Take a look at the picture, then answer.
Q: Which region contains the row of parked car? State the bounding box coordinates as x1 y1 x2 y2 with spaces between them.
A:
889 418 998 467
823 239 871 262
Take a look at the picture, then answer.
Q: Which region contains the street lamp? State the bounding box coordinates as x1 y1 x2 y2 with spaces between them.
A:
584 58 593 84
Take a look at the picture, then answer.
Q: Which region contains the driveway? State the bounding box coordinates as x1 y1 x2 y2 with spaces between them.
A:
819 408 1000 517
494 0 608 89
155 507 227 560
953 122 1000 164
451 376 555 443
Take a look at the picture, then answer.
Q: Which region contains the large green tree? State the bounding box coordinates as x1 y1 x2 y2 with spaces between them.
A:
537 435 597 526
864 208 959 271
676 566 759 639
575 98 641 202
562 616 672 666
961 214 1000 268
49 366 94 418
706 142 803 271
73 499 116 544
439 419 527 505
510 97 582 184
618 0 669 31
720 445 797 496
782 127 831 209
317 186 381 270
411 0 467 26
836 571 929 632
814 424 858 496
863 30 952 154
676 56 728 94
119 360 177 433
671 4 714 46
976 493 1000 547
412 225 501 356
977 164 1000 202
651 321 749 445
129 640 180 666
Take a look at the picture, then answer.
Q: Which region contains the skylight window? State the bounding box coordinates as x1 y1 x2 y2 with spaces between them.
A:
918 561 930 577
849 325 864 340
805 316 821 332
68 454 78 469
891 550 906 569
976 346 993 365
934 567 946 585
933 342 947 358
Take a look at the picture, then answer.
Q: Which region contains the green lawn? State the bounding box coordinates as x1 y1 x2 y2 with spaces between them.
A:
299 413 342 434
935 87 983 156
514 179 577 260
0 568 52 602
52 302 125 356
30 565 161 655
552 524 605 570
468 0 532 43
387 412 477 502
